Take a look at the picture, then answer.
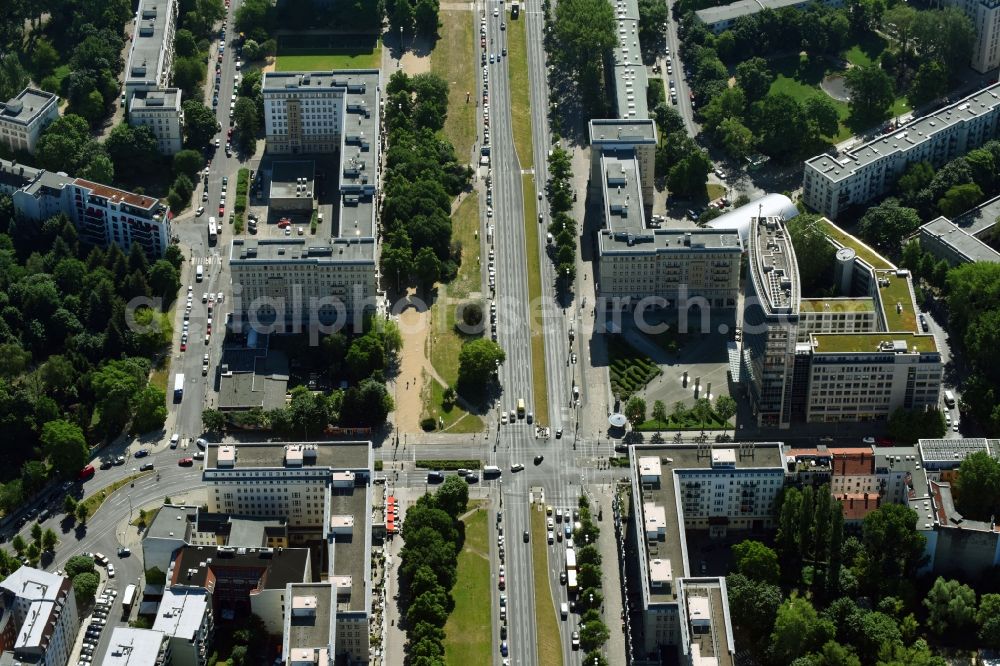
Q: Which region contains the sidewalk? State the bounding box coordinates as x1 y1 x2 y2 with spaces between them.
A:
593 483 626 662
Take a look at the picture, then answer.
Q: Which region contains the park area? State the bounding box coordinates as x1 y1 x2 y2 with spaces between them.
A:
443 507 492 664
275 34 382 71
767 37 910 142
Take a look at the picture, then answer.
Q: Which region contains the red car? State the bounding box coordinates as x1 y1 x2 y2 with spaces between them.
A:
78 464 95 481
180 341 187 351
178 457 194 466
498 575 505 590
227 128 233 138
218 205 225 216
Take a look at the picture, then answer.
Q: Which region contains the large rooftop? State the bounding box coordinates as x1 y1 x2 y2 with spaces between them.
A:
876 270 919 333
601 152 645 233
0 88 57 125
204 441 371 472
814 217 895 270
810 332 938 354
919 216 1000 263
609 0 648 119
169 545 311 589
125 0 174 89
145 504 197 541
589 118 657 145
951 192 1000 237
599 228 742 254
918 438 999 467
799 298 875 313
152 588 209 640
806 81 1000 183
100 628 166 666
327 481 370 612
748 217 800 315
283 583 335 661
130 87 181 111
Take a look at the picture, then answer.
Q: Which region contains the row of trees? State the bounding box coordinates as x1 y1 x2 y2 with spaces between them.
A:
386 0 440 39
545 0 616 118
0 205 181 496
398 476 469 665
172 0 227 103
891 140 1000 222
573 495 611 661
545 146 578 291
731 496 1000 664
380 72 472 295
651 103 712 197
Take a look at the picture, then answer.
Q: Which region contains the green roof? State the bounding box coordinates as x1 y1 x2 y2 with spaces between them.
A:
799 298 876 313
817 219 895 270
811 332 938 354
877 271 918 333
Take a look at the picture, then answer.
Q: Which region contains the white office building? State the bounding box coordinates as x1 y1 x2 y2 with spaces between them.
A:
0 88 59 155
0 568 79 666
802 82 1000 219
130 88 184 154
124 0 178 101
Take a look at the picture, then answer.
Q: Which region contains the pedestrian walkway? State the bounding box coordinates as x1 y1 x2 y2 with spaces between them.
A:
593 483 626 662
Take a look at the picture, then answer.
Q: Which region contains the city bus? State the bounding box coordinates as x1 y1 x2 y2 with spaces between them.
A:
122 584 137 612
208 217 218 243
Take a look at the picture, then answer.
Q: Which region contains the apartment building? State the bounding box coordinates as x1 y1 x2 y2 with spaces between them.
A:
607 0 648 120
0 88 59 155
803 82 1000 219
167 546 310 633
151 589 213 666
232 71 381 329
0 158 172 257
830 449 876 495
124 0 178 101
101 628 170 666
129 88 184 155
917 194 1000 265
694 0 844 33
741 216 802 429
0 568 79 666
941 0 1000 72
629 443 784 662
598 229 742 307
202 441 372 530
142 504 289 572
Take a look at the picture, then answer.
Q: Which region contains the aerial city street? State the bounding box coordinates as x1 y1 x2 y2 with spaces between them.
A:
1 0 1000 664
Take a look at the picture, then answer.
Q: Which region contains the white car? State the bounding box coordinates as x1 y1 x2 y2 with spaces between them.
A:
170 434 179 448
196 206 205 216
510 463 524 472
494 7 498 15
107 564 115 578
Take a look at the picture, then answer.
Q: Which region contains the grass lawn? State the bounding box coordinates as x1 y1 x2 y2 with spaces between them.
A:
432 11 477 161
80 472 152 519
842 33 889 68
523 174 549 425
131 506 160 528
767 52 908 142
530 507 563 666
444 508 492 665
706 183 726 201
421 375 484 433
150 357 170 393
427 193 484 402
507 16 534 169
275 38 381 71
607 335 662 399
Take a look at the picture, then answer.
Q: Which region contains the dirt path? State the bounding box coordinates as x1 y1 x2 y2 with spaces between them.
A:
396 301 430 433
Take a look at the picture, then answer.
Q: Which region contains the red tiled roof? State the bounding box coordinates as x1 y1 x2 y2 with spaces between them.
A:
74 178 158 209
833 452 874 476
835 493 880 520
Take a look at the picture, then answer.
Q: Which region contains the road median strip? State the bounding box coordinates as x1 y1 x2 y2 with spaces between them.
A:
531 506 564 666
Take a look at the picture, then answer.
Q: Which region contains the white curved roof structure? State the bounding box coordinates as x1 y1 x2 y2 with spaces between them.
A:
705 193 799 242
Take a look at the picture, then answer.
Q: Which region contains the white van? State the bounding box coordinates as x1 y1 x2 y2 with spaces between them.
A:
560 602 568 619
